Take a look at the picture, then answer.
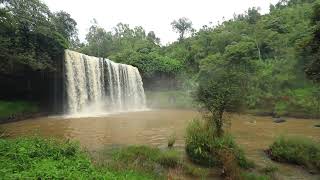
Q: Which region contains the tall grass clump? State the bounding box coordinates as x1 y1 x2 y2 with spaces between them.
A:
0 137 153 179
268 136 320 171
167 133 176 148
185 119 254 168
109 145 180 176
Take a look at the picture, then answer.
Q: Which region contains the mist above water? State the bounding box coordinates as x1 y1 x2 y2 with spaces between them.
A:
64 50 147 117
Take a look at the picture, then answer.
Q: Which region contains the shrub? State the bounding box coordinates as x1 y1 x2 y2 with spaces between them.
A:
268 136 320 171
185 119 254 168
185 119 216 166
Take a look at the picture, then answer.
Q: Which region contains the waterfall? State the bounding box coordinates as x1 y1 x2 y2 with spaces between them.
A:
64 50 146 116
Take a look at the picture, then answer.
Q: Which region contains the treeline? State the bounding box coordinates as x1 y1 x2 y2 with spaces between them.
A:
78 21 182 89
1 0 320 116
165 0 320 117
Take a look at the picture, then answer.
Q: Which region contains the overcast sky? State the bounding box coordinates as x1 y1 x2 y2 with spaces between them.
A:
42 0 280 45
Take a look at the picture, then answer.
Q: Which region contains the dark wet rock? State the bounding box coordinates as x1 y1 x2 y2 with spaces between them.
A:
273 117 286 123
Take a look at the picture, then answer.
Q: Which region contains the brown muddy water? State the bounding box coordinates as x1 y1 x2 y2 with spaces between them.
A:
1 109 320 179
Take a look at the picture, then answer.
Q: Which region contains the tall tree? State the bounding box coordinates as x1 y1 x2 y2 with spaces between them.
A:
171 17 193 41
52 11 79 48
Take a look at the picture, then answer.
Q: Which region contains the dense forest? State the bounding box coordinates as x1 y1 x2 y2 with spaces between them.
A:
1 0 320 117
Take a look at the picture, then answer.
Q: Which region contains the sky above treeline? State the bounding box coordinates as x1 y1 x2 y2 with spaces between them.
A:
43 0 280 45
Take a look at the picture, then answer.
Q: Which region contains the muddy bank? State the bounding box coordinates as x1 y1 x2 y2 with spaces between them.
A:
0 112 49 124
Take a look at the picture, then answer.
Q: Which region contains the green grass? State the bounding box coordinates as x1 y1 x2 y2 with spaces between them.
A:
241 172 270 180
268 136 320 171
145 90 194 109
0 100 39 118
181 163 209 177
109 145 180 176
185 119 254 169
0 137 154 179
103 145 210 179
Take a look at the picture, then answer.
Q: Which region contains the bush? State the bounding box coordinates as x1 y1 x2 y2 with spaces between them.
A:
185 119 216 166
185 119 254 168
268 136 320 171
0 137 153 179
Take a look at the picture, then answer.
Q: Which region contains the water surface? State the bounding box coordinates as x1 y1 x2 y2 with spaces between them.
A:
2 109 320 179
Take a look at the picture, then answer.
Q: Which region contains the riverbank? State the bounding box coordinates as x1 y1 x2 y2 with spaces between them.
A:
0 100 45 124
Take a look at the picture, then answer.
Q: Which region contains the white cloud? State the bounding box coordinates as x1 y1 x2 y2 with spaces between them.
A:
42 0 279 45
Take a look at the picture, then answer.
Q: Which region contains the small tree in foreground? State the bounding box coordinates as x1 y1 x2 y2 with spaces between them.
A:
195 54 245 137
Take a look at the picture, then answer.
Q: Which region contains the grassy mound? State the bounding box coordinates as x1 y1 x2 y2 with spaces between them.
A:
0 137 153 179
268 136 320 171
185 119 254 168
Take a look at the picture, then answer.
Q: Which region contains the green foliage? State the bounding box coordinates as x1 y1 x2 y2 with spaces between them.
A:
302 0 320 82
0 0 78 75
111 50 182 78
195 53 246 136
241 172 270 180
0 137 153 179
268 136 320 171
185 119 253 168
0 100 38 118
171 17 193 41
111 145 180 170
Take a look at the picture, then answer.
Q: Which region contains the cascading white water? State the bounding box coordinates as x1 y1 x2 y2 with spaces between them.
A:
64 50 146 117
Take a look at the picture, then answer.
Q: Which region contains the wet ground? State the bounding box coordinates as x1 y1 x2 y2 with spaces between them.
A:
1 109 319 179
